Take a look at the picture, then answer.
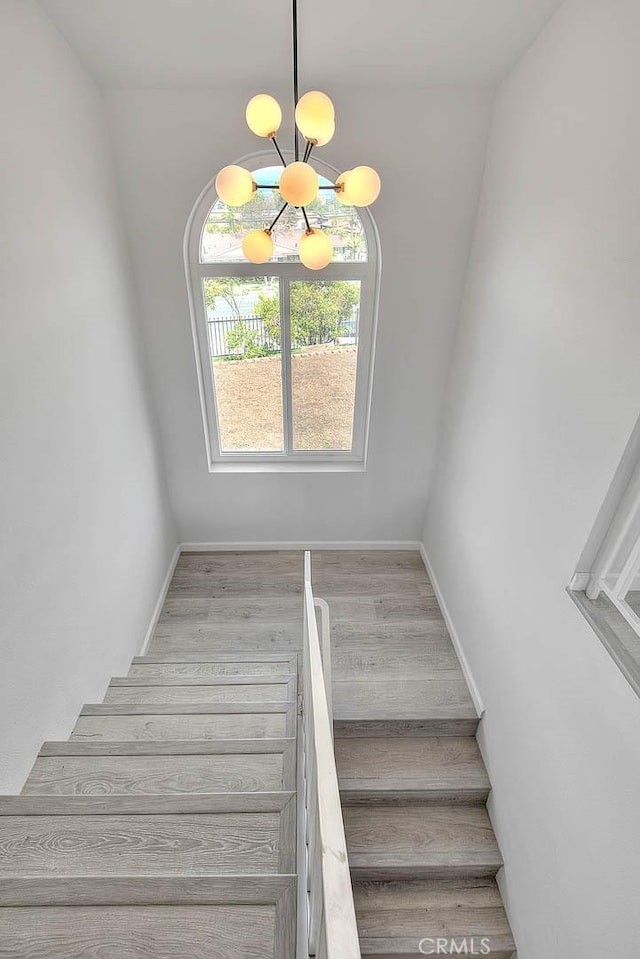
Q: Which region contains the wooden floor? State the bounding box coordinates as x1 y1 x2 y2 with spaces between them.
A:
151 550 476 732
149 549 516 957
0 549 515 958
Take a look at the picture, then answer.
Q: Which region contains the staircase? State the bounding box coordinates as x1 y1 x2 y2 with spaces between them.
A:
315 551 517 959
0 549 516 958
0 653 298 958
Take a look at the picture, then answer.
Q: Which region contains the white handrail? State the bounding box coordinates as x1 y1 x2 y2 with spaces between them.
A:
298 551 360 959
313 597 333 729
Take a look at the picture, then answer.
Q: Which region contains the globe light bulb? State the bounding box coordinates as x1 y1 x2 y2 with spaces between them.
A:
246 94 282 138
215 165 256 206
313 117 335 147
335 170 352 205
242 229 274 264
341 165 381 207
279 162 318 206
299 229 333 270
295 91 335 143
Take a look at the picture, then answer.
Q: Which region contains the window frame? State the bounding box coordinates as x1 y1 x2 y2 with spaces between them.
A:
569 424 640 697
184 150 381 473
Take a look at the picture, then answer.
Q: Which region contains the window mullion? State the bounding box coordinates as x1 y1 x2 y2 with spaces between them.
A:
280 278 293 454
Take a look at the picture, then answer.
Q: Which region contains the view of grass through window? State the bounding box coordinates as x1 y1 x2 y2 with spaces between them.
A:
203 277 361 453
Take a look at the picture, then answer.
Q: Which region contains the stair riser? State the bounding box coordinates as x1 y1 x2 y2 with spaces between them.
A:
340 790 490 806
350 866 501 882
103 684 293 705
334 720 479 738
129 663 295 679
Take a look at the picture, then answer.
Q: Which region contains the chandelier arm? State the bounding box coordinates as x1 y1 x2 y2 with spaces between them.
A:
293 0 299 161
303 141 314 163
271 136 287 167
301 207 311 231
268 203 289 231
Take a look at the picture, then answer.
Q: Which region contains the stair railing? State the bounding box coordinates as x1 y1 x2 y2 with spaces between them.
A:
297 551 360 959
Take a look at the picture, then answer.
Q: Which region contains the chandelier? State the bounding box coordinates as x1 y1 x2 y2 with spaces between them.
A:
214 0 381 270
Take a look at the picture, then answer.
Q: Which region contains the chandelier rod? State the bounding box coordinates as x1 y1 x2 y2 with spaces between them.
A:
293 0 300 161
272 137 287 167
268 203 289 231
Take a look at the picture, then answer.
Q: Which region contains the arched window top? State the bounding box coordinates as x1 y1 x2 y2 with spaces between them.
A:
199 165 368 265
184 150 381 472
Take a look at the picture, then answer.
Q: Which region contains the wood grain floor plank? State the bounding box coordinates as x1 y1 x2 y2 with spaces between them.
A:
79 703 292 715
334 718 479 738
336 738 490 804
103 682 292 705
133 653 298 665
333 678 476 721
0 875 294 906
168 580 303 600
71 712 288 742
343 805 502 880
0 794 293 815
312 551 424 571
175 551 302 574
330 623 457 678
129 660 296 679
312 574 424 598
0 904 276 958
22 754 286 796
114 675 294 686
354 880 517 959
148 623 302 655
0 812 283 876
38 739 295 757
158 597 303 625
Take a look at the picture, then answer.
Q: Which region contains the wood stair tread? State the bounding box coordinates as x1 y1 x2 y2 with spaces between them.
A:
148 622 303 655
0 876 296 959
333 678 476 721
0 903 278 958
343 804 502 879
38 738 295 756
132 653 298 663
113 675 295 685
103 677 296 705
336 738 490 803
353 880 516 957
71 702 296 742
22 748 295 796
0 794 295 878
129 655 297 679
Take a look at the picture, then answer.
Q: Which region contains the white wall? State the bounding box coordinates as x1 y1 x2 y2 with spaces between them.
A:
0 1 176 792
423 0 640 955
106 84 493 543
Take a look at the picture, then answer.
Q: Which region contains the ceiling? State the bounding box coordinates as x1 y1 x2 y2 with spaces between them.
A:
40 0 562 88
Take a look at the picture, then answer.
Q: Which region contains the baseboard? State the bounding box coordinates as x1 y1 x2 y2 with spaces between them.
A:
419 543 486 718
179 540 422 552
138 545 181 656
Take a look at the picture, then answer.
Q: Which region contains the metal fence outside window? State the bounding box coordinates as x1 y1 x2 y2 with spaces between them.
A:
207 309 360 358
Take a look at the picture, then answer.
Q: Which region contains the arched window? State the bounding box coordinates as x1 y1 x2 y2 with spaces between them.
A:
184 152 381 470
